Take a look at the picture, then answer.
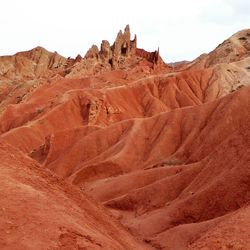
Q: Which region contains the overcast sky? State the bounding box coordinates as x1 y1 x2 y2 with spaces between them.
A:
0 0 249 62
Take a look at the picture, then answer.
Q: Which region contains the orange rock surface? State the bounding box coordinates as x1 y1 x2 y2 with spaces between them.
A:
0 26 249 249
0 142 148 249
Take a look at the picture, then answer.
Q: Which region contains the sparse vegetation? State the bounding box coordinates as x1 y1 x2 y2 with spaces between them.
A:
36 107 44 114
238 36 247 41
16 96 22 103
236 85 244 90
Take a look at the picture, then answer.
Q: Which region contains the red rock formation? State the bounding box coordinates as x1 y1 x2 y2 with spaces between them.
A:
0 27 250 249
0 46 67 80
0 142 147 249
136 47 165 69
189 29 250 69
79 25 165 72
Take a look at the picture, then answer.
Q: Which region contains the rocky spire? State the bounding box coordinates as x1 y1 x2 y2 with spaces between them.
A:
100 40 112 62
130 34 137 54
111 25 133 68
84 45 99 60
83 25 165 70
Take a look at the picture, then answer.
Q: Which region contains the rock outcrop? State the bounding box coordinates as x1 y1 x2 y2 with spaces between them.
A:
83 25 162 70
109 25 136 68
136 47 165 68
0 46 67 80
62 25 167 78
100 40 112 62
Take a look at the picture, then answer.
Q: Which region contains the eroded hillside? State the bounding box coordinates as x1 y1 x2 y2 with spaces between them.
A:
0 26 249 249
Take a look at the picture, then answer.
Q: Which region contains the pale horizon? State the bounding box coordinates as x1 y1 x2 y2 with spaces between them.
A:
1 0 249 62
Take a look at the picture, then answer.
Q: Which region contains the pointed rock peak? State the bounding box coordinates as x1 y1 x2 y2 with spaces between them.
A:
74 54 82 62
33 46 47 51
25 46 65 60
26 46 50 56
20 46 61 62
124 24 130 33
117 30 123 38
84 45 100 60
82 25 165 70
91 45 99 52
100 40 112 61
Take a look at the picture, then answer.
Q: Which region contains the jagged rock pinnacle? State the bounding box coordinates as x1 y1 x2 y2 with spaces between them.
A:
83 25 165 70
83 25 137 69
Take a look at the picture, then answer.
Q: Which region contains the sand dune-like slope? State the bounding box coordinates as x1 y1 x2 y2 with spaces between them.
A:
27 85 249 249
0 142 148 250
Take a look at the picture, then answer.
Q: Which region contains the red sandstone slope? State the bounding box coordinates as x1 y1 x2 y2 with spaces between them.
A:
190 29 250 69
0 26 249 249
0 142 148 250
17 85 249 250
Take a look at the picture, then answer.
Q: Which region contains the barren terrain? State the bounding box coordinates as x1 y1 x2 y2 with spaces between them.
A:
0 26 249 249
